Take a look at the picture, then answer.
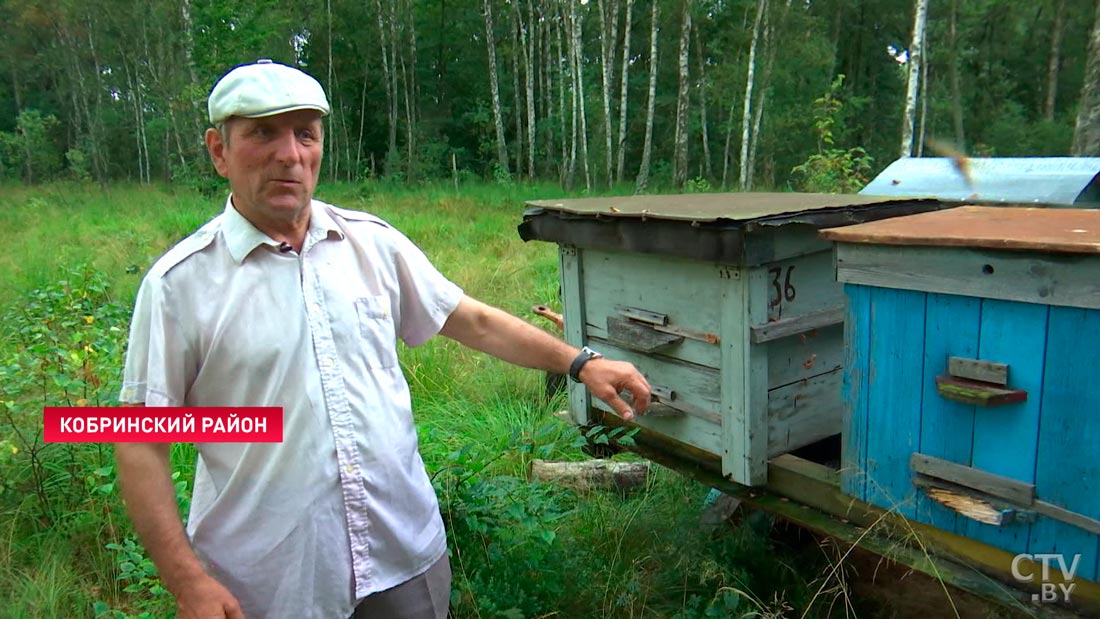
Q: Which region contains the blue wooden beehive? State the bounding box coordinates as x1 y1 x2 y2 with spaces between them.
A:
824 206 1100 583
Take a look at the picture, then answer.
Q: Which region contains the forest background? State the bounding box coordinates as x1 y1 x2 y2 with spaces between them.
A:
4 0 1100 193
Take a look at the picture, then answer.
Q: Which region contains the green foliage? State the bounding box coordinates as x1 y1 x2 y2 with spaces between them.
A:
791 76 874 193
0 110 64 183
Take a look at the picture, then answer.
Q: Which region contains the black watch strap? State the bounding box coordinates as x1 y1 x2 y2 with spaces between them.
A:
568 346 603 382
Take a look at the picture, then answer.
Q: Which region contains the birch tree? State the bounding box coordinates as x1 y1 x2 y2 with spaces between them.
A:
899 0 928 158
1045 0 1067 121
672 0 693 190
739 0 766 191
483 0 511 176
635 0 659 193
615 0 634 182
597 0 619 187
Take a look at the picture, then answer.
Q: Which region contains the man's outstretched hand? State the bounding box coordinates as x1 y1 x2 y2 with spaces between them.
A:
173 572 245 619
577 358 651 421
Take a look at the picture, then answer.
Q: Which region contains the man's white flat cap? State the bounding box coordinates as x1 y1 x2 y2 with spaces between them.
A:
208 59 330 125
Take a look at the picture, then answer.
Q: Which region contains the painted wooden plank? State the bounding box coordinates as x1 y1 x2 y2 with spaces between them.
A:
765 323 844 390
560 246 592 425
910 454 1035 506
1030 305 1100 581
720 267 769 485
966 299 1048 554
766 368 843 455
864 287 927 519
917 292 979 535
586 349 724 457
750 305 844 343
948 356 1010 385
841 283 872 501
835 244 1100 311
579 248 725 369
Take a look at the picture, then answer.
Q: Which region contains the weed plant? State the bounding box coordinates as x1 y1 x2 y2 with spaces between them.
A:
2 182 849 619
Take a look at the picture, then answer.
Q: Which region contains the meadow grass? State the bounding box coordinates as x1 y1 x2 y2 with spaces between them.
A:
0 180 844 619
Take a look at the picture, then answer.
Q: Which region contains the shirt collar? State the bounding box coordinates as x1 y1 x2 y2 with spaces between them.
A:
221 195 345 264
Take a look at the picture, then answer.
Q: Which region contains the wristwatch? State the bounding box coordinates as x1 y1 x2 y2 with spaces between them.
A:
568 346 604 382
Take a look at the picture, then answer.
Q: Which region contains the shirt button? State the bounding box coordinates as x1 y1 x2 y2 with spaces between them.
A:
320 356 334 368
345 465 355 473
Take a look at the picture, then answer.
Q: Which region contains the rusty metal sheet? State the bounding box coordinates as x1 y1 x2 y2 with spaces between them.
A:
525 192 934 223
860 157 1100 205
820 206 1100 254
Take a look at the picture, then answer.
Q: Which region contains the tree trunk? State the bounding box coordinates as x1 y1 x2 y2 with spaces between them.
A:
573 0 591 190
917 24 929 157
521 0 536 178
635 0 659 193
597 0 618 188
179 0 202 140
326 0 337 181
739 0 766 191
721 100 736 189
1045 0 1066 121
513 18 524 178
672 0 692 190
693 23 712 181
615 0 634 183
483 0 511 175
557 3 569 184
899 0 928 158
949 0 965 148
374 0 398 158
1075 0 1100 155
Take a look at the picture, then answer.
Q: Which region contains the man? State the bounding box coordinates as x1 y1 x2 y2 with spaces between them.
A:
115 59 650 619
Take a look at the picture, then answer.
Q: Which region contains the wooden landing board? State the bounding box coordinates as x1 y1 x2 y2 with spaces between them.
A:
821 206 1100 254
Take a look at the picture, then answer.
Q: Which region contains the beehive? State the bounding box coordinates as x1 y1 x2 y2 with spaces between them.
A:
825 206 1100 580
520 193 947 485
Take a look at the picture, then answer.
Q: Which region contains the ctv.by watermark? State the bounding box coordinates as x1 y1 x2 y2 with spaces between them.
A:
1011 553 1082 604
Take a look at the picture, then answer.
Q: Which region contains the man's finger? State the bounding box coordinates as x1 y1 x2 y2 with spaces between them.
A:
604 392 635 421
225 603 245 619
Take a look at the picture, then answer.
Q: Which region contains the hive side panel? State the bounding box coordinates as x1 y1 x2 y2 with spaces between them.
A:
917 293 981 535
1030 306 1100 582
560 246 592 425
864 287 927 520
841 284 872 501
965 299 1048 553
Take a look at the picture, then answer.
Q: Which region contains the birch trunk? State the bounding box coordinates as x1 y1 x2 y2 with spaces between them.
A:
1045 0 1066 121
693 24 711 180
522 0 536 177
899 0 928 158
635 0 658 193
557 3 569 184
615 0 634 182
738 0 766 191
513 19 524 178
949 0 965 147
1074 0 1100 155
597 0 618 187
374 0 398 157
483 0 511 175
672 0 692 190
573 0 591 190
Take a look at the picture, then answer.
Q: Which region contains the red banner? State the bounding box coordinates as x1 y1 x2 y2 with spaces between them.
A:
43 407 283 443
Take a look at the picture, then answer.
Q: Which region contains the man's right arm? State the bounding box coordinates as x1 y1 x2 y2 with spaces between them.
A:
115 409 244 619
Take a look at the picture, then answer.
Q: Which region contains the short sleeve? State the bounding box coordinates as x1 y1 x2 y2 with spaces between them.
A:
388 230 464 347
119 276 197 406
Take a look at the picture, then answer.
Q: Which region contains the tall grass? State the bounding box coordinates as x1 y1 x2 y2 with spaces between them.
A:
0 181 844 619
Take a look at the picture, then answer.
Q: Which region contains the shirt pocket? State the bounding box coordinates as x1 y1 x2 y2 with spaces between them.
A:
355 295 398 368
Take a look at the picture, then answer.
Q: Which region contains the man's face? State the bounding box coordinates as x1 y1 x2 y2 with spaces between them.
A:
205 110 324 223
